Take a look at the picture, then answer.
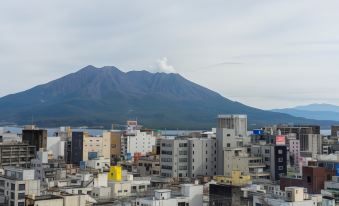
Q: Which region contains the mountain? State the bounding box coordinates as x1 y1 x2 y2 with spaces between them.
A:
272 103 339 121
0 66 337 129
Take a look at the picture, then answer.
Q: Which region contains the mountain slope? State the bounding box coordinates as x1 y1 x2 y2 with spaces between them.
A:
0 66 337 129
272 103 339 121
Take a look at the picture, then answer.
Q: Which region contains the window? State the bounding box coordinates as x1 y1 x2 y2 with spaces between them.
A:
278 149 283 154
18 202 24 206
278 166 283 170
11 192 14 200
227 143 231 147
265 149 270 154
18 193 25 199
11 183 15 190
264 157 270 161
307 176 312 183
278 158 283 162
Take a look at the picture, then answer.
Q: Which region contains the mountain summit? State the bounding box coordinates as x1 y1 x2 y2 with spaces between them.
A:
0 66 336 128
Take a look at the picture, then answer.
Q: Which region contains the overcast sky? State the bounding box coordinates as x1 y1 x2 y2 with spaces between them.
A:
1 0 339 109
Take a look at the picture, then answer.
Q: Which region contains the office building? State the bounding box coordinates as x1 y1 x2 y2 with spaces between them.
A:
22 125 47 152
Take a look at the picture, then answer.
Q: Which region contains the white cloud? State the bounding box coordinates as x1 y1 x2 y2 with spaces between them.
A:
153 57 176 73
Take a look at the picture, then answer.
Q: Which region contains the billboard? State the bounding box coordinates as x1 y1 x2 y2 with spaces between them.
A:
276 135 286 145
336 163 339 176
253 129 264 135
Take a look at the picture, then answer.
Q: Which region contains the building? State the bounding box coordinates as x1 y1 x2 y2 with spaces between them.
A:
217 114 247 137
22 125 47 152
47 136 66 160
253 187 323 206
0 142 36 168
71 131 110 164
300 134 322 157
86 157 110 171
331 125 339 137
213 170 251 186
188 138 217 178
25 194 90 206
277 125 320 137
107 131 122 163
121 127 157 160
0 129 21 143
135 184 203 206
251 145 288 181
224 147 270 180
30 150 66 182
280 166 335 194
209 184 252 206
160 138 189 179
0 167 40 206
286 135 301 169
136 155 160 177
216 115 248 175
160 137 217 179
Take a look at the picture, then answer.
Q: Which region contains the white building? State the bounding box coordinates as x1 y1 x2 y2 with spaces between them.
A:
47 136 66 160
0 168 40 206
121 129 157 160
86 157 110 171
134 184 203 206
253 187 323 206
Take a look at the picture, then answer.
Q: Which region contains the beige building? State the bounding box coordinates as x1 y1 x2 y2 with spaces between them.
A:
224 148 270 180
82 133 111 161
107 131 122 161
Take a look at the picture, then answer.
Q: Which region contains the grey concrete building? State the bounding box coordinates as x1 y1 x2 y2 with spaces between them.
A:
160 139 189 179
160 137 217 179
0 143 36 168
188 138 217 178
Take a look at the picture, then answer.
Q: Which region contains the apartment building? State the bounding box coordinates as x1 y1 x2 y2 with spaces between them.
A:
121 129 157 160
224 147 270 180
251 145 288 181
160 137 217 179
0 168 40 206
160 139 189 178
188 138 217 178
0 142 36 168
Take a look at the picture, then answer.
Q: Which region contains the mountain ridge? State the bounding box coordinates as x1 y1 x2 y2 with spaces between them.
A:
272 103 339 121
0 65 337 129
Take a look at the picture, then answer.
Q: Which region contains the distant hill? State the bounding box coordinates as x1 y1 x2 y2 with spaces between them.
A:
0 65 337 129
272 103 339 121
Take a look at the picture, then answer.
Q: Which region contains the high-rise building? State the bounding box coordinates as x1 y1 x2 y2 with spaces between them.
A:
188 138 217 178
22 126 47 152
160 138 217 179
216 114 248 175
160 139 189 179
217 115 247 137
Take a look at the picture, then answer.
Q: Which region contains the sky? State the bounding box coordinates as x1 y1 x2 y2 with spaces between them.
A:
1 0 339 109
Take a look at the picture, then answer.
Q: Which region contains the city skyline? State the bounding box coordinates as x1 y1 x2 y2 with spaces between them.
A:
1 1 339 109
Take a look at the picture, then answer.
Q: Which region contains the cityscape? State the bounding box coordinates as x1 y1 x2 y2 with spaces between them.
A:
1 1 339 206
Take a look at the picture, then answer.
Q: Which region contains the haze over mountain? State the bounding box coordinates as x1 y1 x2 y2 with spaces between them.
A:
0 66 337 129
272 103 339 122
